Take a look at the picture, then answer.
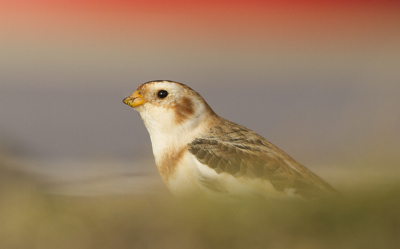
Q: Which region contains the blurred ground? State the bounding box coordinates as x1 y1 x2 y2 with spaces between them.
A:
1 154 400 249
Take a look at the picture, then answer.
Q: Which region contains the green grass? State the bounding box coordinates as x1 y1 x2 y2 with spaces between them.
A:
1 160 400 249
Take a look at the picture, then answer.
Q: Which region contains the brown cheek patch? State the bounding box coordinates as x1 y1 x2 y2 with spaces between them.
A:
157 146 188 184
174 97 195 124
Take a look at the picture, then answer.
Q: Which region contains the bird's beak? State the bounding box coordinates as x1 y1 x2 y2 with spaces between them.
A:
123 90 145 108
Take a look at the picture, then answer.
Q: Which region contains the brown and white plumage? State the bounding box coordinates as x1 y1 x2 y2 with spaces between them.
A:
123 80 337 200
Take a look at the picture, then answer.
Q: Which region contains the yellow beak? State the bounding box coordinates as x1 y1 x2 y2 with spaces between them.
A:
123 90 145 108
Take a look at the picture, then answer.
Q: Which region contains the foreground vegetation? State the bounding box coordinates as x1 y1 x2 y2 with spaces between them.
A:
1 159 399 249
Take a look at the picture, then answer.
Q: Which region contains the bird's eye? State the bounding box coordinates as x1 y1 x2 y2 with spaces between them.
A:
157 90 168 99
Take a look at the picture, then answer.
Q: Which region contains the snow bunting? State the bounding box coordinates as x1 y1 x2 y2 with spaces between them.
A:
123 80 337 200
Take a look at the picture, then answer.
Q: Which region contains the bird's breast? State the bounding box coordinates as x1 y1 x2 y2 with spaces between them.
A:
155 145 189 184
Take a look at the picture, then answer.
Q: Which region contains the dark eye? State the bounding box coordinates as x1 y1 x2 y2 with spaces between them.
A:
157 90 168 99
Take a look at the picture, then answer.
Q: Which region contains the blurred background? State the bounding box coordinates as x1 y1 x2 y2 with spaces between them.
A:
1 0 399 187
1 1 400 248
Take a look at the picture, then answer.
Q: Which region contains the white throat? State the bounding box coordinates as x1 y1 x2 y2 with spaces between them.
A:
137 103 211 160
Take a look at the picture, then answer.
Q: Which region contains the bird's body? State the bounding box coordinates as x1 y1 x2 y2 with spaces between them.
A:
123 80 337 200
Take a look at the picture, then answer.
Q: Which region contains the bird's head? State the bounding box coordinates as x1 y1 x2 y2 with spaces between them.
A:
123 80 216 136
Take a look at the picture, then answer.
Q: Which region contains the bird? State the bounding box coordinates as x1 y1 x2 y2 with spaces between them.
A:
123 80 338 200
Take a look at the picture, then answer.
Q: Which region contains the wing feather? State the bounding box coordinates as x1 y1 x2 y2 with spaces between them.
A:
188 120 338 199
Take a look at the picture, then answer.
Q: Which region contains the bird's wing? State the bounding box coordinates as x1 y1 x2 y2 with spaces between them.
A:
188 136 337 199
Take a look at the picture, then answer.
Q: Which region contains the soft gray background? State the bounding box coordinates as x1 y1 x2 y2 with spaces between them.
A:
1 65 399 166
